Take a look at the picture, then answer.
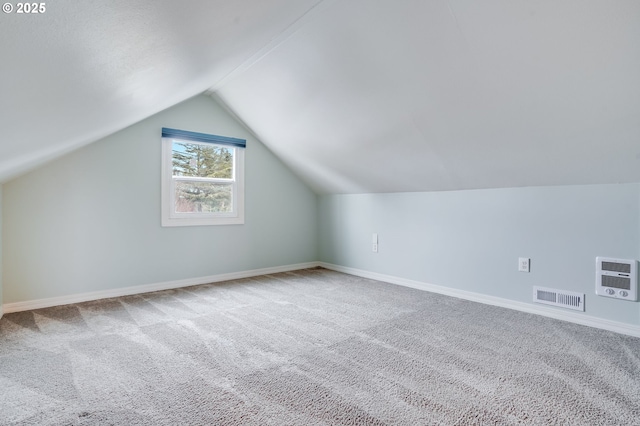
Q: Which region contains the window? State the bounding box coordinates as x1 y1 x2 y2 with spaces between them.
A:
161 127 245 226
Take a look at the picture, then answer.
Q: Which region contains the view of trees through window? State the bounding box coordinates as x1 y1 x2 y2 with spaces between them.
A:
172 142 234 213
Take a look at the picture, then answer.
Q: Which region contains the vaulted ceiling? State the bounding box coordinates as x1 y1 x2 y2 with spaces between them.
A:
2 1 639 193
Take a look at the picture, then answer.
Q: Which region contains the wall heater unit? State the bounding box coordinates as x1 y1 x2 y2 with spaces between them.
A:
595 257 637 301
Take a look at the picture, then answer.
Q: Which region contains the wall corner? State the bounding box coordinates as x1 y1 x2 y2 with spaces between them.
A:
0 183 3 319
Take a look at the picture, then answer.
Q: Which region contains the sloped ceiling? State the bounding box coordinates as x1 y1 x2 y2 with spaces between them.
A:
214 0 640 193
2 1 639 194
0 0 321 182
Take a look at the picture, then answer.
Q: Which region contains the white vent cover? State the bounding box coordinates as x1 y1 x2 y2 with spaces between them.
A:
533 286 584 311
596 257 637 301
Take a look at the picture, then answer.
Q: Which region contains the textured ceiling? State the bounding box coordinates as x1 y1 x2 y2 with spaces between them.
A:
0 0 321 182
215 0 640 193
1 1 639 194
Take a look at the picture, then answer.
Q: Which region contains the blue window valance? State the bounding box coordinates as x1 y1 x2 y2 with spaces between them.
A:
162 127 246 148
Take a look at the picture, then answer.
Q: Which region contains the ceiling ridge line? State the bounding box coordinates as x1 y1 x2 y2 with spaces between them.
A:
206 0 338 94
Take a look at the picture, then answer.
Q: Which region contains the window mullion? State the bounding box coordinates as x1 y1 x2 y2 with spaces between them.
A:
172 176 234 184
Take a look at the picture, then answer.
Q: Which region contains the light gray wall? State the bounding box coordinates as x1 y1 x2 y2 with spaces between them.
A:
2 95 318 304
319 184 640 325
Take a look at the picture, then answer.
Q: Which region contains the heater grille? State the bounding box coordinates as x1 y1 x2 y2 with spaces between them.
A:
601 261 631 274
533 286 584 311
601 275 630 290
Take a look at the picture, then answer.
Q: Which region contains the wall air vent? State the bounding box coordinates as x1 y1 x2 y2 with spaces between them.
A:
533 286 584 311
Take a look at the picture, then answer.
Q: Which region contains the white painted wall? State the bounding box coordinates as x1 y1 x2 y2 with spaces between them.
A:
319 184 640 326
2 95 317 304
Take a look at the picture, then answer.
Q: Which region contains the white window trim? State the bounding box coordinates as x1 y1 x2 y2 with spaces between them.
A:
161 137 244 227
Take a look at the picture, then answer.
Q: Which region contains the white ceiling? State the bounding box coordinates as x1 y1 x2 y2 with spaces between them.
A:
0 0 321 182
2 1 639 194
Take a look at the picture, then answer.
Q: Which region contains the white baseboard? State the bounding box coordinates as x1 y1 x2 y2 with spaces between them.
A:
2 262 321 314
319 262 640 338
4 261 639 338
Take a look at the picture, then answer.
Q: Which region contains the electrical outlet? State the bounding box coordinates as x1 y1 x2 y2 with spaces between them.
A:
519 257 530 272
372 233 378 253
372 243 378 253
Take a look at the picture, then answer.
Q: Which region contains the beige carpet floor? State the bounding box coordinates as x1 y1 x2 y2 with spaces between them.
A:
1 267 639 425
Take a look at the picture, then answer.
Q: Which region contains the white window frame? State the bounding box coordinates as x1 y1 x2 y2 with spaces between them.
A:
161 136 244 227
